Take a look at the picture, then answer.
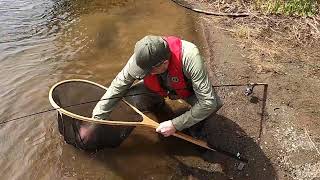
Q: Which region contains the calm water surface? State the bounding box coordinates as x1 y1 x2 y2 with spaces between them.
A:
0 0 201 179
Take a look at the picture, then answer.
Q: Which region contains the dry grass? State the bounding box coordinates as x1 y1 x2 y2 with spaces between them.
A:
201 0 319 16
181 0 320 76
181 0 319 78
184 0 320 43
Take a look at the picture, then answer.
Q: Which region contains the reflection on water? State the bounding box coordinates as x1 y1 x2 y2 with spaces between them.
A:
0 0 202 179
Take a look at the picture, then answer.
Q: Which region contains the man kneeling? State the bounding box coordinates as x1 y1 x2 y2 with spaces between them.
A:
80 35 223 145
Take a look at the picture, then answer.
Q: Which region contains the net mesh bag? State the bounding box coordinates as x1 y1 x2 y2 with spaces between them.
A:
50 80 146 151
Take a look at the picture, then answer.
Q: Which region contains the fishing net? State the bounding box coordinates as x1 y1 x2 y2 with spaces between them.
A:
49 80 163 151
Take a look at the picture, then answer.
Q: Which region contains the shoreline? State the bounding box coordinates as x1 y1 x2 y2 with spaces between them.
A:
190 3 320 178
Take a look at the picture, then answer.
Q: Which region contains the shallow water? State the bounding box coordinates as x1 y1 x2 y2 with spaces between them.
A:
0 0 202 179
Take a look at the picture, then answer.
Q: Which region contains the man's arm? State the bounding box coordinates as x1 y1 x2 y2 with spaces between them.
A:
171 43 223 131
80 55 137 143
92 55 136 120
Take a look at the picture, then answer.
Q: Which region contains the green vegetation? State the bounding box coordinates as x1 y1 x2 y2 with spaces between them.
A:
256 0 319 16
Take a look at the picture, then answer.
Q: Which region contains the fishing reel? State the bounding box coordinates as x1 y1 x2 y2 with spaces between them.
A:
244 83 267 104
244 83 256 96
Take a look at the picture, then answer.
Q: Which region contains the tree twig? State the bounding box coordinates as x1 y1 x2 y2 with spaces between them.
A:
304 127 320 156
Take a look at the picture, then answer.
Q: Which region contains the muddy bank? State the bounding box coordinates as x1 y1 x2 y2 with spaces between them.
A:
191 9 320 180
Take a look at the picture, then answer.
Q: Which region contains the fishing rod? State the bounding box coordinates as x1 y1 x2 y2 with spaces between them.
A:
1 82 267 125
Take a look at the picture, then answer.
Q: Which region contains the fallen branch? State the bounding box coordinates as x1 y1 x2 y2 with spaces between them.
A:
171 0 251 17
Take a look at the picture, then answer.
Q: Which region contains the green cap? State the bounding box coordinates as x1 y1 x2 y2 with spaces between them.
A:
128 35 170 79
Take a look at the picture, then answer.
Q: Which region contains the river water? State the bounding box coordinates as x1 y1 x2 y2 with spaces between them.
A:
0 0 201 179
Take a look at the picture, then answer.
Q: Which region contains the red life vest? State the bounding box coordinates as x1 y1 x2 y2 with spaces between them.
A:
143 36 193 99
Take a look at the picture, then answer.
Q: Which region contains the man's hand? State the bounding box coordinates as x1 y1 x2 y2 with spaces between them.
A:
156 120 176 137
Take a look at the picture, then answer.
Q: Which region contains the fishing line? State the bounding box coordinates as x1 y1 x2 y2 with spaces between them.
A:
1 91 166 125
1 83 267 125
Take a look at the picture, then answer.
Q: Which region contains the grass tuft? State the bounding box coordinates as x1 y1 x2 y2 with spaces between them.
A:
256 0 319 16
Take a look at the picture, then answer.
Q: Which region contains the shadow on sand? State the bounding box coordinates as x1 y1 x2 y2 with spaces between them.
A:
169 114 277 179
